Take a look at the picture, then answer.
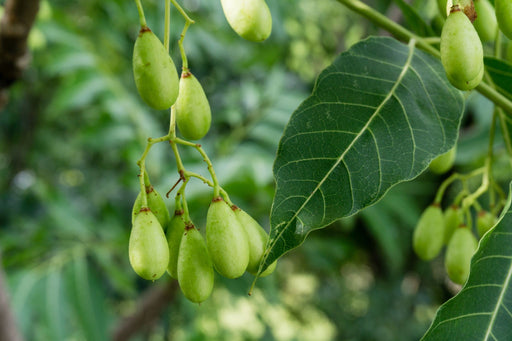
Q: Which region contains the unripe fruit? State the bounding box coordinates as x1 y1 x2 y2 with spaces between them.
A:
429 146 456 174
129 209 170 280
133 26 179 110
473 0 498 42
206 198 250 278
177 225 214 303
175 70 211 140
445 225 478 284
440 8 484 90
443 205 461 244
132 185 170 229
496 0 512 39
220 0 272 42
477 210 496 237
413 204 445 260
437 0 452 17
166 211 186 279
233 206 276 277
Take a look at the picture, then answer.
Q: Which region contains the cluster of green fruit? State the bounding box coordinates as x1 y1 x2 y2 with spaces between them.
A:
437 0 512 91
413 148 498 285
413 203 495 284
128 0 275 303
130 176 276 303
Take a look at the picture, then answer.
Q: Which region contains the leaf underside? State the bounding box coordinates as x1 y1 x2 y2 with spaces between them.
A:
422 182 512 341
262 36 464 271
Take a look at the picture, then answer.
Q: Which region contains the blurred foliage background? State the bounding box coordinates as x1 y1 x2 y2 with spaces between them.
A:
0 0 505 340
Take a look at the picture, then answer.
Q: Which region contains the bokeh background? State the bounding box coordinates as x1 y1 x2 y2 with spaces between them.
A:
0 0 501 339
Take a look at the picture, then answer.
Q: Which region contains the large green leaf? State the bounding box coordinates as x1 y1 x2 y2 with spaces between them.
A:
422 183 512 340
263 36 464 270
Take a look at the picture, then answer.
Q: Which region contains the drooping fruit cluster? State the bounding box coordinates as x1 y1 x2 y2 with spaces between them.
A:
127 0 277 303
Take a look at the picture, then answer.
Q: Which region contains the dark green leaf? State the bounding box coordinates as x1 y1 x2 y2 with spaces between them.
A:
264 36 464 270
485 57 512 100
422 182 512 341
391 0 435 37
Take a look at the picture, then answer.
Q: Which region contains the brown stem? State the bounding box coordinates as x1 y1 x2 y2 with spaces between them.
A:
0 0 40 110
111 280 178 341
0 255 24 341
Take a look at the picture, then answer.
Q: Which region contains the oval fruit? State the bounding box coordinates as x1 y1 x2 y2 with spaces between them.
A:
206 198 249 278
413 204 445 260
177 225 214 303
233 206 277 277
129 209 170 280
440 8 484 90
477 210 495 237
133 26 179 110
220 0 272 42
430 146 456 174
132 185 170 229
175 69 211 140
166 211 186 279
473 0 498 42
445 225 478 284
443 205 461 244
496 0 512 39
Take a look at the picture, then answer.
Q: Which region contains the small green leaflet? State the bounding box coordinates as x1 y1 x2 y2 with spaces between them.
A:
422 182 512 341
261 36 464 271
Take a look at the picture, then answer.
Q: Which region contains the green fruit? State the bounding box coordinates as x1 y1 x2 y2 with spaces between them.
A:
413 204 445 260
437 0 451 17
166 211 186 279
477 210 496 237
445 225 478 284
132 185 170 229
496 0 512 39
443 205 461 244
129 209 170 280
233 206 276 277
220 0 272 42
206 198 249 278
175 70 211 140
133 26 179 110
440 9 484 90
429 146 456 174
473 0 498 42
177 225 214 303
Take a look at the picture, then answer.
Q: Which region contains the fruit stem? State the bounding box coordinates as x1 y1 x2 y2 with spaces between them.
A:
336 0 512 117
170 0 195 70
176 176 191 221
134 0 147 27
434 167 486 203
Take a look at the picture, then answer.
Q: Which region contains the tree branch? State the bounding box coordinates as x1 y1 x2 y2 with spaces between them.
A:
111 280 179 341
0 0 40 110
0 255 23 341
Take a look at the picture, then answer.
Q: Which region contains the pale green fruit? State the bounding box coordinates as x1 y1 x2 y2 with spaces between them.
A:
440 9 484 90
233 206 277 277
437 0 452 17
445 225 478 284
430 147 456 174
175 70 211 140
177 226 214 303
443 205 461 244
132 186 170 229
220 0 272 42
133 26 179 110
166 211 186 279
473 0 498 42
477 210 496 237
413 205 445 260
496 0 512 39
129 209 170 280
206 198 249 278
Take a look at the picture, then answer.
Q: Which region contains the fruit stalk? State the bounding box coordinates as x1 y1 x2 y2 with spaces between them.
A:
133 0 147 27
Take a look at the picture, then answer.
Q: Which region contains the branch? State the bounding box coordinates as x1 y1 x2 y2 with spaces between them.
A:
0 255 23 341
0 0 40 109
111 280 179 341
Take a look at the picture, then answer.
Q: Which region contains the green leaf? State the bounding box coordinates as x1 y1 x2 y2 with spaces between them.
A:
391 0 435 37
264 36 464 270
421 182 512 341
485 57 512 100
